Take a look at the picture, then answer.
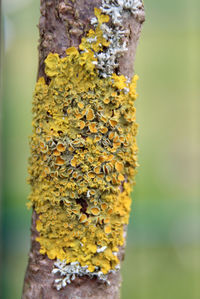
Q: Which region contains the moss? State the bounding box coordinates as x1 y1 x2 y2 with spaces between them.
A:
28 7 139 275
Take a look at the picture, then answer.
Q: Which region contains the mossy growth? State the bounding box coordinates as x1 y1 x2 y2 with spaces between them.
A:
28 8 139 275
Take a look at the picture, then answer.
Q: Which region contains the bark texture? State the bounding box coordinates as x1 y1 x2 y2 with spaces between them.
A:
22 1 145 298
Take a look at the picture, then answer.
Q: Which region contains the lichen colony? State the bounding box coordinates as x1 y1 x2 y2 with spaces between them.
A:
28 0 142 289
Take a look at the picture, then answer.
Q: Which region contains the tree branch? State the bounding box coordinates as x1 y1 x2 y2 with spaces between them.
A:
22 1 145 298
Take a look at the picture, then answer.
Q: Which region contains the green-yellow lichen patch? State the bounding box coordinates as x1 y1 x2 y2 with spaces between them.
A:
28 7 139 275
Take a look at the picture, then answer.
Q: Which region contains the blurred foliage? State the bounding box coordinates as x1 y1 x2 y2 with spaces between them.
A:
1 0 200 298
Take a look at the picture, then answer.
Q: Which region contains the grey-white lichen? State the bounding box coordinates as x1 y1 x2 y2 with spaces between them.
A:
53 260 120 291
101 0 143 24
96 245 107 253
92 0 143 77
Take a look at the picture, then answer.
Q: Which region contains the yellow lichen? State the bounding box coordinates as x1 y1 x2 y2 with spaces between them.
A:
57 143 66 152
28 7 138 275
79 120 85 130
115 161 124 172
88 122 98 133
86 108 95 121
91 207 100 216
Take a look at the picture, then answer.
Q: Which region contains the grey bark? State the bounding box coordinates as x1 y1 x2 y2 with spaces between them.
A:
22 1 145 298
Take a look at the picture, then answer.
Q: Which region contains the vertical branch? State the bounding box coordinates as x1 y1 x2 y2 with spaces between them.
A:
23 1 145 298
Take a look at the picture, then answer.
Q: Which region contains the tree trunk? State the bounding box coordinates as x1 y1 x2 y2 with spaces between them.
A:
22 1 145 298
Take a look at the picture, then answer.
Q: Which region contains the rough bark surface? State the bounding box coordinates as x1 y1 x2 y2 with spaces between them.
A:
22 1 145 298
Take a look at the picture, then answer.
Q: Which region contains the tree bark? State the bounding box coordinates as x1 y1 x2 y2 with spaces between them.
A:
22 1 145 298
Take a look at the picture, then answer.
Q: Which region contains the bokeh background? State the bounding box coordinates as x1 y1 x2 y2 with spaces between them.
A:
1 0 199 298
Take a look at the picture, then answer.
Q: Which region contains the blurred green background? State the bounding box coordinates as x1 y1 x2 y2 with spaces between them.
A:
1 0 199 298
